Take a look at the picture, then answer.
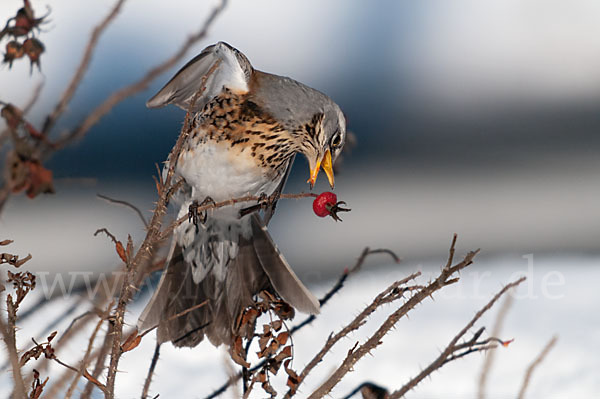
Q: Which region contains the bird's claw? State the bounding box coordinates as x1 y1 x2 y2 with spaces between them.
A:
188 196 216 232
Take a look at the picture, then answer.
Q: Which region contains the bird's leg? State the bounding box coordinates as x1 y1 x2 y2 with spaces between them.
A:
239 192 277 218
188 196 216 232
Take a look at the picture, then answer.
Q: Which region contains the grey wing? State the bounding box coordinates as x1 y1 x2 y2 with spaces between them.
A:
262 154 295 225
146 42 254 113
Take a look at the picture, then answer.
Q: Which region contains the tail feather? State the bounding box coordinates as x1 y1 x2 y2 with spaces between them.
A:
138 214 319 347
250 215 320 315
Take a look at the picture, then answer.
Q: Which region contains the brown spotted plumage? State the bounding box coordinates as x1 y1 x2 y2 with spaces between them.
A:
138 42 346 347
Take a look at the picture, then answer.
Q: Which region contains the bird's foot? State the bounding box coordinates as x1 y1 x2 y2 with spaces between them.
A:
188 196 216 232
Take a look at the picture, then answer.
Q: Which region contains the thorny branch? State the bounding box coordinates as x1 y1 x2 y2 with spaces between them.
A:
161 192 318 240
389 276 526 399
202 247 399 399
41 0 127 136
49 0 229 149
0 311 27 398
104 52 221 398
290 273 423 398
304 236 480 399
97 193 149 228
477 294 514 399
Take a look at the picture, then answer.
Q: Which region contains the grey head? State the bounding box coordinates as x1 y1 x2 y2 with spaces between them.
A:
147 41 346 188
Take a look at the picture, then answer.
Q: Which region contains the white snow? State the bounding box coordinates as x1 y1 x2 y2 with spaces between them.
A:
1 253 597 398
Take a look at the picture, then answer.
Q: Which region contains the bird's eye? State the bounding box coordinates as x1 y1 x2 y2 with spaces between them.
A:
331 131 342 148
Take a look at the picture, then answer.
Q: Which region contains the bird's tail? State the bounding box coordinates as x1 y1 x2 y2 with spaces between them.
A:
137 214 319 347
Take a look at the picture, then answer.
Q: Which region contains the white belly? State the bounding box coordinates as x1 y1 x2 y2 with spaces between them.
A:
173 140 282 284
177 141 280 204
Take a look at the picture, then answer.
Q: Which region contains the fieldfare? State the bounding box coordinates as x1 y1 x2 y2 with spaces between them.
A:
138 42 347 347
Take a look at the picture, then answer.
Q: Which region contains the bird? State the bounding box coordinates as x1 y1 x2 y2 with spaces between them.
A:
138 42 347 348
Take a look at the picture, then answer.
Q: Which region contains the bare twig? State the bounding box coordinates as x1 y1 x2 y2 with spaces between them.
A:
202 247 398 399
0 316 27 398
288 272 422 398
98 193 149 228
23 81 45 115
141 343 161 399
104 55 221 398
52 356 108 394
305 235 481 399
477 295 514 399
160 192 318 241
389 277 526 399
65 315 105 399
81 323 114 399
50 0 228 149
290 249 402 339
57 309 93 344
516 336 558 399
0 81 43 148
41 0 127 136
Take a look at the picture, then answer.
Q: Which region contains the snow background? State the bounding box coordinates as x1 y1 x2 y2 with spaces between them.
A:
1 253 598 398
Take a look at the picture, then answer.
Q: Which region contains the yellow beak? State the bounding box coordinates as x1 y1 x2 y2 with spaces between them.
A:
307 149 335 189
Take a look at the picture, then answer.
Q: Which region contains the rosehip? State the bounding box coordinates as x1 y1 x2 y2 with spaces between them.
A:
312 191 351 221
313 191 337 217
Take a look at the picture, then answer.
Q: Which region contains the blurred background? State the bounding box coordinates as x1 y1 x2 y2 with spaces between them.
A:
1 0 599 397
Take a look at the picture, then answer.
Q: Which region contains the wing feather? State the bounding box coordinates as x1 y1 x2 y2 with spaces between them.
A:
146 42 253 112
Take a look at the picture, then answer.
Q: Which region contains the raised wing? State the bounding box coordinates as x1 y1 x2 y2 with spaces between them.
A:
146 42 253 112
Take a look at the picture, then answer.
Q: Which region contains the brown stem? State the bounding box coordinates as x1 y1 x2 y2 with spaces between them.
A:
64 312 105 398
0 314 26 398
287 272 422 399
41 0 127 136
140 343 161 399
49 0 228 149
389 277 526 398
306 237 481 399
103 49 222 398
201 247 399 399
160 192 318 240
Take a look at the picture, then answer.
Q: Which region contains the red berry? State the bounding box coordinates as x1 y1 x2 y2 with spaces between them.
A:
313 192 338 217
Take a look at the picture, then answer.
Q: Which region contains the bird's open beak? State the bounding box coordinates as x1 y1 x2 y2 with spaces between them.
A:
307 149 335 189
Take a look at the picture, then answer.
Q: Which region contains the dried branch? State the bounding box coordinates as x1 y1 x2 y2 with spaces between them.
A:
81 323 114 399
287 272 422 398
23 81 45 115
64 316 104 399
477 294 514 399
141 343 161 399
103 56 221 398
202 247 398 399
0 81 43 148
516 336 558 399
50 0 228 149
52 355 107 394
160 192 318 241
97 193 149 228
305 236 481 399
41 0 127 136
1 250 32 267
0 315 27 398
389 276 526 399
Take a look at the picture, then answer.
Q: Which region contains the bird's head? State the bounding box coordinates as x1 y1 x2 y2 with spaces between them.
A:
297 102 346 189
249 70 348 189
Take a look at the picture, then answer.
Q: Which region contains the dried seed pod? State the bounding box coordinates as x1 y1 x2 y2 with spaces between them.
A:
22 37 44 72
3 41 25 68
